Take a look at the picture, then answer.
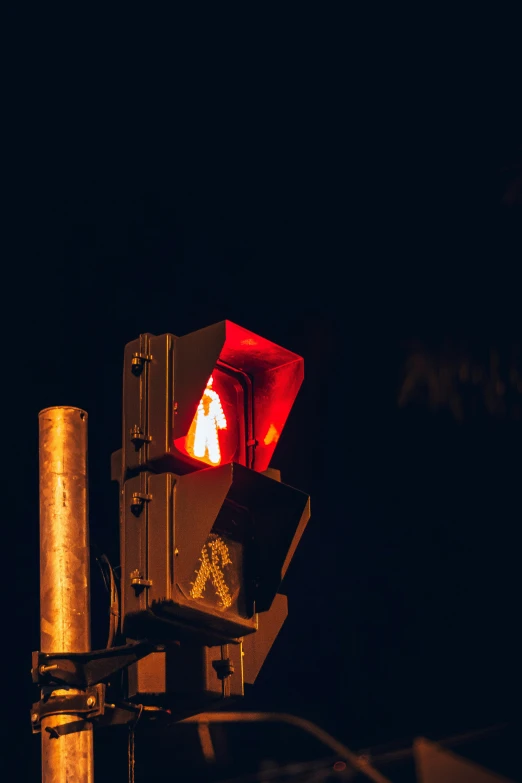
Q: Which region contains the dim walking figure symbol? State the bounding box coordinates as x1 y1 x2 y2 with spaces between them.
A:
190 534 233 609
191 375 227 465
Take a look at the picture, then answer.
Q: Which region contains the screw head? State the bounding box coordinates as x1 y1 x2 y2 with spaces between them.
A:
86 696 96 708
31 712 39 723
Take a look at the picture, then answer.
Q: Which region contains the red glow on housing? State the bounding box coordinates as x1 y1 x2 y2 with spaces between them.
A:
218 323 304 473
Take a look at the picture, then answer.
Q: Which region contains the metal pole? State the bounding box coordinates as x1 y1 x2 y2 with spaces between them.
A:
39 407 94 783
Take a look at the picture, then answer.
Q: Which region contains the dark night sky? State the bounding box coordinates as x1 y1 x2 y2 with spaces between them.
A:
6 15 522 780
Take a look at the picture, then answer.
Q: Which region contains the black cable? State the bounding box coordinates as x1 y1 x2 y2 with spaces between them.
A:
91 542 121 648
99 553 120 647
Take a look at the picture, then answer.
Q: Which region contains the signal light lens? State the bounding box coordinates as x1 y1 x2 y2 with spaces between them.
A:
188 532 242 612
174 367 246 468
178 499 252 621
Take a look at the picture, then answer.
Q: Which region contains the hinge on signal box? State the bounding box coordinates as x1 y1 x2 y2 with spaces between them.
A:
129 425 152 446
130 352 153 376
130 491 152 515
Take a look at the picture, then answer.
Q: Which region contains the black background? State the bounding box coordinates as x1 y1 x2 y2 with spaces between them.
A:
6 13 522 780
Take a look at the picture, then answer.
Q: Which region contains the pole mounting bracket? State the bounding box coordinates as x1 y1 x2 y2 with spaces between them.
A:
31 641 163 689
30 685 170 736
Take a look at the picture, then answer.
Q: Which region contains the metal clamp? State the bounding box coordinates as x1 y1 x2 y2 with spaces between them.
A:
31 684 105 734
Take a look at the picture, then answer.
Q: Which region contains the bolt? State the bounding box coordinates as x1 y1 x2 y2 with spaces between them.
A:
31 712 39 723
130 498 144 516
130 424 145 439
86 696 96 708
131 357 144 376
39 664 58 675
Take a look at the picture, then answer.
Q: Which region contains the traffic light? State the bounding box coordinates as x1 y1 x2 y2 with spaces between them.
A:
115 321 310 649
122 320 304 477
118 464 309 645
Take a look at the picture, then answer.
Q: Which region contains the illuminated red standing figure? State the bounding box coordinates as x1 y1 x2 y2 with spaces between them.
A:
191 375 227 465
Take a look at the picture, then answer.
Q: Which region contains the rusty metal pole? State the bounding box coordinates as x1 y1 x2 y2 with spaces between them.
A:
39 407 94 783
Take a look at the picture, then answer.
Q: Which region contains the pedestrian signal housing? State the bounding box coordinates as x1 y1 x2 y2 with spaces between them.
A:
121 321 304 478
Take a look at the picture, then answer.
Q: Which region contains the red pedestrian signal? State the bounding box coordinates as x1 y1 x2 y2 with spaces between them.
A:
179 371 238 467
122 321 304 478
